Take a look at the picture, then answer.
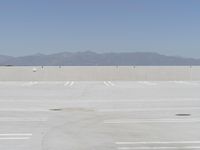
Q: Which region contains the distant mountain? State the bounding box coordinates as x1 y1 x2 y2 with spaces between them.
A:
1 51 200 66
0 55 14 65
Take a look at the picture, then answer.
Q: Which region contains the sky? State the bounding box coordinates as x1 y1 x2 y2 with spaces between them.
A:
0 0 200 57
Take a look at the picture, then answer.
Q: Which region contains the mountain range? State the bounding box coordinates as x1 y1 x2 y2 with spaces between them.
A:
0 51 200 66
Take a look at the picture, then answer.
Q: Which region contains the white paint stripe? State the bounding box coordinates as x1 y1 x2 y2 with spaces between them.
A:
22 82 31 86
116 141 200 145
22 81 38 86
0 133 32 136
37 81 63 84
64 81 70 86
172 81 199 85
104 81 110 87
64 81 74 87
0 81 64 85
69 81 74 87
98 107 200 112
0 118 47 122
117 146 200 150
104 118 200 124
0 109 49 112
30 81 38 85
0 98 199 103
104 81 115 87
108 81 115 86
173 81 187 83
0 137 31 140
138 81 157 85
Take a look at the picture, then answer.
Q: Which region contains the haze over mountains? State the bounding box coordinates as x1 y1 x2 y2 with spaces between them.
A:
0 51 200 66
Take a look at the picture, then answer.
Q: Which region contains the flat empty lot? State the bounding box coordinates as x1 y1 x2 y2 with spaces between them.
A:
0 81 200 150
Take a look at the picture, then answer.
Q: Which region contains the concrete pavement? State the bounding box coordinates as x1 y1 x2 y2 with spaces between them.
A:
0 81 200 149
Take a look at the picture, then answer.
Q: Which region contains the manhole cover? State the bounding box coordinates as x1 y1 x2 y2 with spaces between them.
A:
176 113 191 116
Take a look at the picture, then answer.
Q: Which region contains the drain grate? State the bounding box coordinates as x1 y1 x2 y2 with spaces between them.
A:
175 113 191 116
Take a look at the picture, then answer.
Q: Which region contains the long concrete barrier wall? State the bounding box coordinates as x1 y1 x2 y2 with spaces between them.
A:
0 66 200 81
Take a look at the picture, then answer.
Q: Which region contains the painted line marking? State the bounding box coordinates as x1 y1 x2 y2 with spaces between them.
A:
69 81 74 87
0 117 47 122
38 81 63 85
98 107 200 112
104 118 200 124
0 133 32 140
117 146 200 149
108 81 115 86
0 98 200 103
0 133 32 136
104 81 115 87
172 81 199 85
0 109 50 112
22 81 38 86
29 81 38 85
64 81 74 87
116 141 200 145
64 81 70 86
0 137 31 140
104 81 110 87
138 81 157 86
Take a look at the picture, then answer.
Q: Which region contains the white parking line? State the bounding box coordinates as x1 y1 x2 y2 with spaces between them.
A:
104 81 110 87
22 81 38 86
69 81 74 87
64 81 74 87
0 108 49 112
172 81 199 85
108 81 115 86
0 117 47 122
0 133 32 136
38 81 63 85
0 98 199 103
138 81 157 86
117 146 200 149
116 141 200 145
104 81 115 87
98 107 200 112
104 118 200 124
0 133 32 140
64 81 70 86
0 137 31 140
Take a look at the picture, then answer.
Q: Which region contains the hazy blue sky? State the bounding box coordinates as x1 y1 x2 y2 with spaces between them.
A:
0 0 200 57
